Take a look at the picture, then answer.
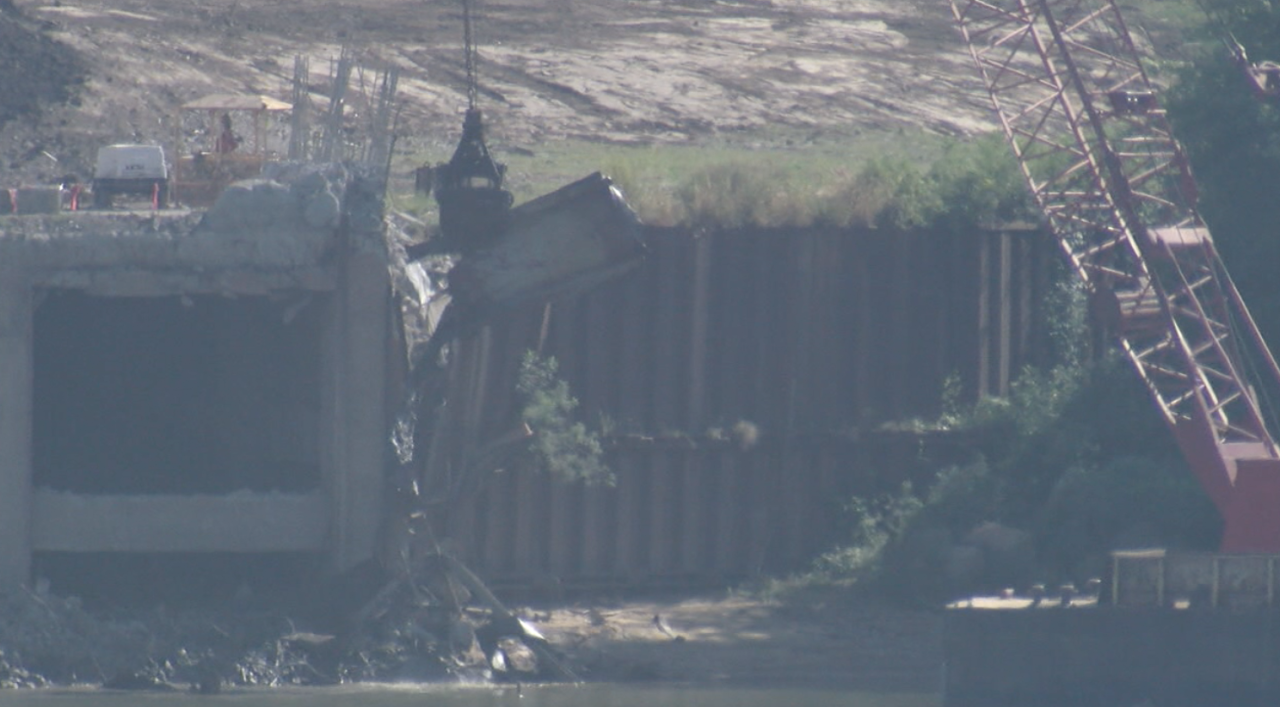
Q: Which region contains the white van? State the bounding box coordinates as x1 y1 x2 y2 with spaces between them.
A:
92 144 169 208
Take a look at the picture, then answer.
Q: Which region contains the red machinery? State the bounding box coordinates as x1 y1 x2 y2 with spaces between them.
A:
949 0 1280 551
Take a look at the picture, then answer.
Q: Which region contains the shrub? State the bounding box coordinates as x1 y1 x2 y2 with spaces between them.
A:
588 134 1031 229
676 160 777 228
1036 456 1220 579
762 482 926 595
928 132 1036 229
516 351 613 486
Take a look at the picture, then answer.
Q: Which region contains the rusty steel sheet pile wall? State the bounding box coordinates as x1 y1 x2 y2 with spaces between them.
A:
424 225 1052 589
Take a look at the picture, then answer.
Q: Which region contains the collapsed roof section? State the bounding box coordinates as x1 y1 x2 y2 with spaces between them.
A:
393 172 647 373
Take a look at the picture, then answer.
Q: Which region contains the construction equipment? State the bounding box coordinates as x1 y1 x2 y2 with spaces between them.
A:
949 0 1280 551
1225 33 1280 101
425 0 514 256
171 93 292 207
91 144 168 209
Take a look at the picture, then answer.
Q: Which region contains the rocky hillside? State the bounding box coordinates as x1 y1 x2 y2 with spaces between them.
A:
0 1 86 163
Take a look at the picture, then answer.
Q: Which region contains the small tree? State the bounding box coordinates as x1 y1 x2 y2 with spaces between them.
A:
516 351 613 486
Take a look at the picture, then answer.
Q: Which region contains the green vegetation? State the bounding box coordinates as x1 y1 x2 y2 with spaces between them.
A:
760 272 1219 604
766 362 1219 603
402 0 1261 604
393 130 1034 231
751 0 1274 606
516 350 613 486
1166 0 1280 346
1151 0 1208 24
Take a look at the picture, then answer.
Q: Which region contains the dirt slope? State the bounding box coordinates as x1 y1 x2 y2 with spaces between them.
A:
0 0 1016 186
0 1 85 130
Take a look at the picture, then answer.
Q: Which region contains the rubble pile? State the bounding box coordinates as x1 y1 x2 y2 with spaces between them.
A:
199 163 346 236
0 555 572 691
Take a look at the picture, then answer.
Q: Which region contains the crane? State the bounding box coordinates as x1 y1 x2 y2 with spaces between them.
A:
948 0 1280 552
429 0 514 255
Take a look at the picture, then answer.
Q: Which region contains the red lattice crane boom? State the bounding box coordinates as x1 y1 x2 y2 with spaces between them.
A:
949 0 1280 551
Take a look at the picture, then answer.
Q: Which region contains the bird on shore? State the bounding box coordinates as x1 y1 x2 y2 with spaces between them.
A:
1058 583 1077 608
1028 583 1046 608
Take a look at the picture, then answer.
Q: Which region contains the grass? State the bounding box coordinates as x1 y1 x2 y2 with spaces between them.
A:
389 127 1028 231
384 0 1214 229
1134 0 1209 36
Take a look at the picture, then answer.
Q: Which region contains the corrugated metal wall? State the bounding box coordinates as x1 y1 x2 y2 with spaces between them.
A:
420 225 1053 589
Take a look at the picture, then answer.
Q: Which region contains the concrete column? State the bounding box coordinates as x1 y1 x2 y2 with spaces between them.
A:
326 250 389 572
0 266 32 588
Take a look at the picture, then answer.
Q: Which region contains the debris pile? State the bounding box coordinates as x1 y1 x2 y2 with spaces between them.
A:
0 553 578 691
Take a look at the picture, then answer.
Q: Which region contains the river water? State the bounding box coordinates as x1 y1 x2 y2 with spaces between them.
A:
0 684 938 707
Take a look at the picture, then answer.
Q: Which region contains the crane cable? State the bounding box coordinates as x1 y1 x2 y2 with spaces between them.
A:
463 0 477 111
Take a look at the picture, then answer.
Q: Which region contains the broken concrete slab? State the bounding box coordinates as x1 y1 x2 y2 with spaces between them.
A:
0 164 388 292
429 172 646 354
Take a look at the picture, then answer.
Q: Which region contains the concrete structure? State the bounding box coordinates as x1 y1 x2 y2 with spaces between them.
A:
1110 548 1280 610
945 550 1280 705
0 165 391 588
944 606 1280 706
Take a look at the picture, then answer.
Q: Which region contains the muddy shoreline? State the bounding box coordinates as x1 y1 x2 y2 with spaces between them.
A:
0 583 941 693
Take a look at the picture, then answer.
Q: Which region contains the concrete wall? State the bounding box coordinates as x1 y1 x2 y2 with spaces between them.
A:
0 262 32 586
323 249 389 573
0 168 391 588
31 491 328 552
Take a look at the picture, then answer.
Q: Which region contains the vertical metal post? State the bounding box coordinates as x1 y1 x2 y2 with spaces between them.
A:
1212 556 1221 608
1269 557 1276 608
1157 555 1166 607
1112 554 1121 606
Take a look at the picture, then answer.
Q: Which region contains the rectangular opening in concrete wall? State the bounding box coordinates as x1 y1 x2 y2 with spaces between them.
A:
33 289 327 494
33 552 323 608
